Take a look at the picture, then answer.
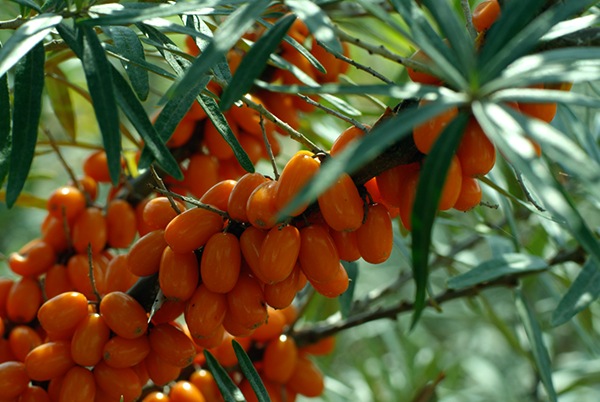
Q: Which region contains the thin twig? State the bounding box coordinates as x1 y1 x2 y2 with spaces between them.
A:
150 166 181 214
297 94 370 134
479 200 499 209
0 17 25 30
87 244 102 304
260 115 279 180
150 185 229 218
461 0 478 40
514 169 546 211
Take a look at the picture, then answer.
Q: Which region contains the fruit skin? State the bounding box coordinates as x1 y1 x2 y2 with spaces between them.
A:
309 262 349 298
24 340 75 381
37 292 89 334
355 203 393 264
286 354 325 397
148 323 197 368
453 176 482 212
317 172 363 232
456 117 496 178
472 0 501 32
71 313 111 367
159 247 199 302
299 225 340 284
99 292 148 339
413 100 459 154
93 360 142 402
259 225 301 284
227 273 268 330
246 180 280 230
275 152 320 216
263 335 298 383
164 208 224 254
201 233 241 294
185 284 227 339
0 361 30 399
127 229 168 277
59 366 96 402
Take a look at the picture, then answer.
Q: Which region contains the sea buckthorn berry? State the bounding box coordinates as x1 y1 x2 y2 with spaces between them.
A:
0 361 30 399
71 313 111 366
143 198 187 231
399 169 420 232
0 278 13 319
19 385 50 402
25 340 74 381
375 162 420 207
127 229 167 277
330 229 361 262
135 199 154 237
104 254 139 294
8 240 56 277
169 381 206 402
457 117 496 177
8 326 42 362
317 172 363 232
72 207 107 255
106 199 137 249
222 309 255 338
518 96 557 123
264 262 301 309
190 369 221 402
167 116 196 148
192 325 225 349
151 299 185 325
287 354 325 397
227 273 268 330
438 155 463 211
100 292 148 339
453 176 482 212
66 253 107 301
149 323 196 368
217 155 246 181
228 173 268 222
310 37 341 83
142 392 171 402
259 225 301 284
262 91 300 132
201 233 241 294
275 153 320 216
59 366 96 402
212 333 251 367
355 204 393 264
41 215 70 254
38 292 89 333
94 360 142 402
6 277 42 324
472 0 500 32
95 387 123 402
229 93 275 137
310 262 349 298
44 264 74 299
281 16 309 51
238 132 264 165
132 359 149 385
46 375 64 402
165 208 224 254
414 107 460 155
406 48 443 86
240 226 270 283
160 247 199 301
204 114 239 160
103 336 151 368
251 307 286 342
299 225 340 284
185 154 219 199
240 378 285 402
330 125 367 156
0 338 16 364
145 350 181 387
83 150 119 183
300 336 336 356
70 175 98 201
47 186 86 221
246 180 280 229
185 284 227 339
200 180 237 213
263 335 298 383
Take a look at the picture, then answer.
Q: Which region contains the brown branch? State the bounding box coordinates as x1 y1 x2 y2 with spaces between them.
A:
297 94 370 134
150 185 229 219
0 18 26 30
150 166 181 214
87 244 102 304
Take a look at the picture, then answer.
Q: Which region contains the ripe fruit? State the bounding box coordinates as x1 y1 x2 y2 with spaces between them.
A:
228 173 269 222
47 186 86 220
59 366 96 402
72 207 108 255
104 254 139 294
406 48 443 86
227 273 267 329
8 326 42 362
263 335 298 383
8 240 56 277
453 176 482 212
66 253 107 301
145 350 181 386
456 117 496 177
309 262 349 298
201 232 241 294
24 340 75 381
184 154 219 199
142 197 187 230
169 381 206 402
71 313 111 366
275 152 320 216
6 277 42 324
330 125 366 156
413 100 459 154
106 199 137 249
103 336 151 368
246 180 280 229
259 225 301 284
317 172 363 232
264 262 301 309
99 292 148 339
330 229 361 262
149 323 196 368
44 264 75 299
0 361 30 399
472 0 501 32
399 169 420 231
299 225 340 283
127 229 168 277
185 284 228 339
37 292 89 333
286 354 325 397
438 155 463 211
164 208 224 254
159 247 199 301
239 226 270 283
94 360 142 402
355 203 393 264
200 180 237 213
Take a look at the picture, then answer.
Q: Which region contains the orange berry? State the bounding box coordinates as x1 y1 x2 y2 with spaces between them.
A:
330 229 361 262
317 173 363 232
300 336 336 356
100 292 148 339
0 338 17 364
263 335 298 383
222 310 255 338
149 323 196 368
281 17 309 52
104 254 139 294
330 125 366 156
37 292 89 333
299 225 340 283
143 392 171 402
457 117 496 177
41 215 70 254
264 262 301 309
0 362 30 399
251 307 286 342
246 180 280 229
438 155 463 211
0 278 13 319
25 341 74 381
229 93 275 137
164 208 224 254
200 180 237 213
66 253 107 301
18 385 50 402
472 0 500 32
6 277 42 324
227 273 267 330
189 369 221 402
72 207 107 255
106 199 137 249
8 326 42 362
286 354 324 397
71 175 98 201
145 350 181 386
453 176 482 212
159 247 199 301
238 132 264 165
201 233 241 294
375 162 420 207
44 264 74 300
517 83 557 123
94 360 142 402
59 366 96 402
259 225 301 284
413 100 459 154
169 381 206 402
239 226 270 283
275 153 320 216
204 113 239 160
185 284 228 339
8 240 56 277
309 262 349 298
71 313 111 366
167 116 197 148
211 333 251 367
132 358 150 385
151 299 185 325
47 186 86 221
310 37 341 83
240 377 286 402
83 150 117 183
406 49 443 86
135 199 155 237
143 197 187 231
355 203 393 264
262 91 299 132
228 173 269 222
185 154 219 199
103 335 151 368
127 229 168 277
192 325 225 349
399 169 420 231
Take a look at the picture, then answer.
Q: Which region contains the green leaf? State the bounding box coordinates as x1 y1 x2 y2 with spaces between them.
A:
220 13 297 111
286 0 341 52
558 103 600 166
45 65 76 140
106 26 149 101
541 13 600 41
232 340 270 402
104 44 177 80
136 23 191 76
80 25 121 186
9 0 41 12
164 0 270 102
0 14 63 79
0 41 11 187
447 254 549 289
515 289 558 402
5 42 45 208
55 22 83 59
199 94 254 173
339 261 359 318
410 113 469 329
111 67 183 180
41 0 62 12
203 350 246 402
490 88 600 109
551 258 600 327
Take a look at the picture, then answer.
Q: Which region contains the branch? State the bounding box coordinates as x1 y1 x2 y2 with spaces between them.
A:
0 17 25 30
460 0 478 40
297 94 370 134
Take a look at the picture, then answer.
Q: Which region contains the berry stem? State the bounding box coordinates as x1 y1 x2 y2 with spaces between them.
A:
260 114 280 181
150 166 182 214
87 244 102 304
461 0 478 40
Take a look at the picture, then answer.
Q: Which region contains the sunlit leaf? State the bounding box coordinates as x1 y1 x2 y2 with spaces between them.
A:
45 65 76 140
106 26 149 101
233 341 269 402
287 0 342 52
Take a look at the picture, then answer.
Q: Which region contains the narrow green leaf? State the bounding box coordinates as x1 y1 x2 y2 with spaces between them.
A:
0 14 63 79
41 0 62 12
165 0 270 101
81 25 121 186
447 254 548 289
6 42 45 208
515 289 558 402
558 103 600 166
136 23 191 76
55 22 83 59
220 13 297 111
490 88 600 109
551 258 600 327
111 67 183 180
104 44 177 80
232 340 270 402
0 41 11 187
9 0 41 12
106 26 149 101
286 0 341 52
410 113 469 329
541 13 600 41
204 350 246 402
339 261 359 318
45 65 76 140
